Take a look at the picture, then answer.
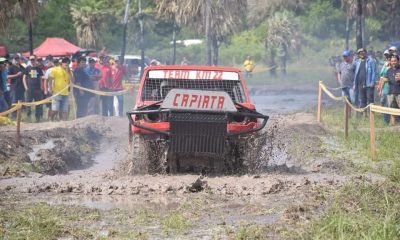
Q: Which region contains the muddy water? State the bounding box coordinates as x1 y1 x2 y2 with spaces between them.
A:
251 91 316 114
27 139 55 161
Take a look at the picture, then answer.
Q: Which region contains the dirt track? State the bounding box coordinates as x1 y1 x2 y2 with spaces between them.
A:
0 90 384 239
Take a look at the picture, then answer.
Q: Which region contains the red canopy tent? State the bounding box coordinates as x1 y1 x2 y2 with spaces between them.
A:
23 37 81 57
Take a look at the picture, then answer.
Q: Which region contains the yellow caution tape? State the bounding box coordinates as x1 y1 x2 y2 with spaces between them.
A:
370 104 400 116
22 85 71 107
71 84 134 96
319 82 345 101
343 97 370 113
320 81 400 115
0 102 22 116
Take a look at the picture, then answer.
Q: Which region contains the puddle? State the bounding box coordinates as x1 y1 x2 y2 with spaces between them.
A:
28 139 55 161
251 93 316 114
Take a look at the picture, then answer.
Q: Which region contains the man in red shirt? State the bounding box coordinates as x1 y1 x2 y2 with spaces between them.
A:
98 56 113 116
111 58 127 116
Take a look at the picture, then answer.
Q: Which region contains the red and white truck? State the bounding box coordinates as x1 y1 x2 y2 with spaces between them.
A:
127 65 269 174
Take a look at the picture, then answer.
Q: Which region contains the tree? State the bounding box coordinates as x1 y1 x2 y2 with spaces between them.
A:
157 0 247 66
0 0 40 54
70 0 109 49
265 11 300 75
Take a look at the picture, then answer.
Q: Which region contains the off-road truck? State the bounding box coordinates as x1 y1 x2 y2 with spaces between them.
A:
127 65 268 174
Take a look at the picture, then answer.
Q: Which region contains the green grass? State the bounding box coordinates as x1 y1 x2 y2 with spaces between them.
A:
0 202 100 240
161 211 191 235
306 181 400 240
321 105 400 162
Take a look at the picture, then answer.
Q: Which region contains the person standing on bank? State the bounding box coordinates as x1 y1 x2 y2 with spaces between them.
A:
243 55 255 78
49 57 73 121
337 50 355 102
23 56 44 122
353 48 377 109
73 57 93 118
98 56 113 116
383 54 400 124
7 55 26 118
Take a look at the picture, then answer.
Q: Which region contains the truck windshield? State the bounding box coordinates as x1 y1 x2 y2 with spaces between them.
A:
141 78 246 103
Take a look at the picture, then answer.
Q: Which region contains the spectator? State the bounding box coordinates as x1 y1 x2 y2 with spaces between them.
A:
383 54 400 124
49 57 72 121
243 55 255 78
150 59 161 66
0 58 8 113
181 56 189 65
43 59 58 120
337 50 355 102
99 47 108 57
98 56 113 116
111 58 127 116
1 58 10 108
353 48 377 110
23 56 44 122
73 57 93 118
7 55 26 118
377 50 392 123
85 58 102 115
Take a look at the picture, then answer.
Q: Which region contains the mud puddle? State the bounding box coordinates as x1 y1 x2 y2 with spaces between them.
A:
27 139 55 161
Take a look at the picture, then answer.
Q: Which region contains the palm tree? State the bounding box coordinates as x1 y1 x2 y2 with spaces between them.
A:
247 0 310 26
157 0 247 66
265 11 300 76
0 0 40 54
70 0 108 49
341 0 379 49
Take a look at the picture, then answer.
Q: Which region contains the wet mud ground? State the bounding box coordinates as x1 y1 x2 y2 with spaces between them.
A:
0 87 385 239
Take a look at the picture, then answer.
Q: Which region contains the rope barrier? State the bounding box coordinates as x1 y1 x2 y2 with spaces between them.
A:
319 81 370 112
71 83 134 96
0 83 136 116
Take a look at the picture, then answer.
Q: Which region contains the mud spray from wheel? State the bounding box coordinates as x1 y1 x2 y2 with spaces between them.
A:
127 122 281 175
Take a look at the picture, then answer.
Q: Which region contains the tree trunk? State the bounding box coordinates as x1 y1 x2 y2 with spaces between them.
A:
269 50 276 76
204 1 212 66
120 0 131 64
361 0 365 48
29 21 33 55
345 13 350 50
139 0 145 78
212 36 218 66
172 20 177 65
356 0 363 50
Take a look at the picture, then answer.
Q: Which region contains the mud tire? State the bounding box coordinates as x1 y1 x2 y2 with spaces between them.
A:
129 135 168 175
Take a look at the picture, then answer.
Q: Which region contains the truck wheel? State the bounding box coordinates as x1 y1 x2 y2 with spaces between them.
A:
129 135 147 174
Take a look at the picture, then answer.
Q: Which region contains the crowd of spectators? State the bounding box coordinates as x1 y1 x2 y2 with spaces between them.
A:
0 53 127 122
335 46 400 124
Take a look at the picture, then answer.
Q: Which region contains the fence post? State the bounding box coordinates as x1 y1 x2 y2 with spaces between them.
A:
317 81 322 123
16 101 22 146
344 101 349 139
369 108 376 160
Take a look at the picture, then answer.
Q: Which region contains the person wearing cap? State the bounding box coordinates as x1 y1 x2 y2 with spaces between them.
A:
111 57 127 116
48 57 73 121
383 54 400 124
7 55 26 117
337 50 355 102
388 46 397 54
23 56 45 122
0 57 9 113
73 57 93 118
377 50 392 123
85 58 102 115
353 48 377 109
98 56 113 116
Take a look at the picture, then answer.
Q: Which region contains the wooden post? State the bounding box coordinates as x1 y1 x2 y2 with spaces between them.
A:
344 101 349 139
16 101 22 147
369 109 376 160
317 81 322 123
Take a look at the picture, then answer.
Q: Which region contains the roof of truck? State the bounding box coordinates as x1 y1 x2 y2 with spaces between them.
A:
144 65 242 73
